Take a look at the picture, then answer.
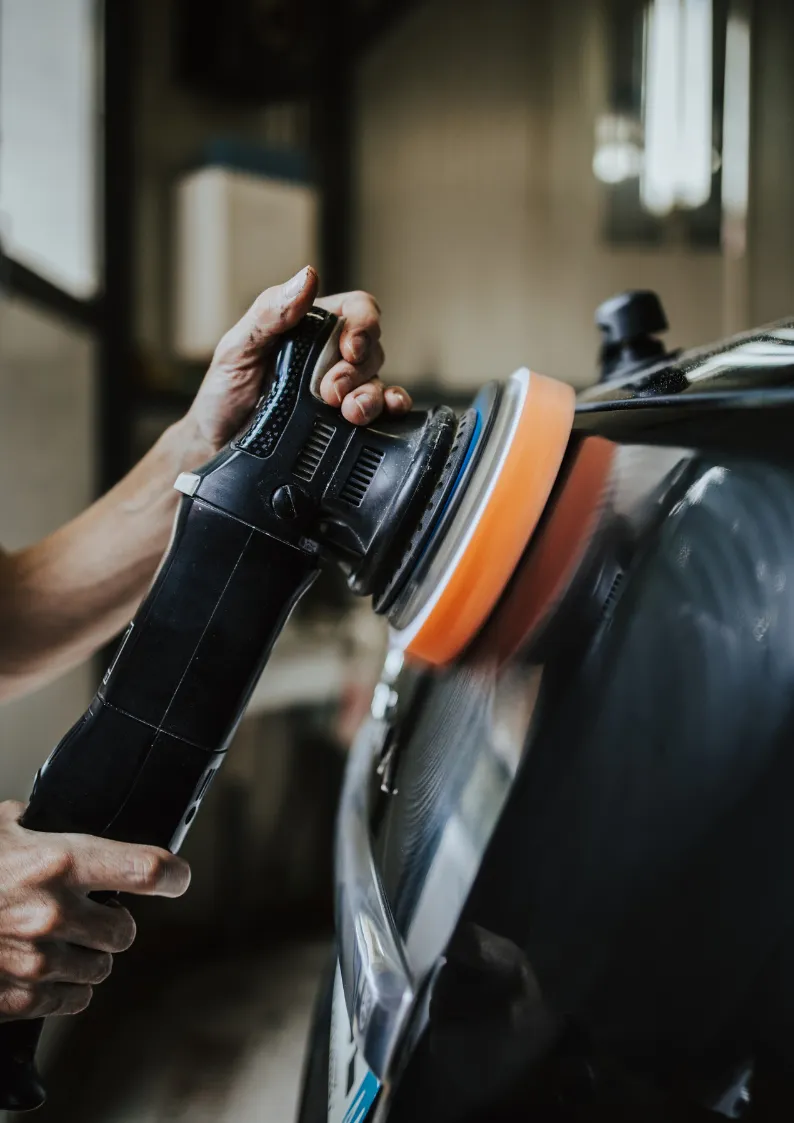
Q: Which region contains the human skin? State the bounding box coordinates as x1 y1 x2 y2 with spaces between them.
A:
0 267 409 1018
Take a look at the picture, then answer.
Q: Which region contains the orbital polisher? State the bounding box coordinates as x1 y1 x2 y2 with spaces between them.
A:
0 307 577 1110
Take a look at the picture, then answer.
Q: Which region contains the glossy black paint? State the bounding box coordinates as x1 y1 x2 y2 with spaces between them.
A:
302 311 794 1123
431 454 794 1121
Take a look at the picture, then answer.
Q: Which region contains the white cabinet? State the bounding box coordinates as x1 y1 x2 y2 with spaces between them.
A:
173 166 319 361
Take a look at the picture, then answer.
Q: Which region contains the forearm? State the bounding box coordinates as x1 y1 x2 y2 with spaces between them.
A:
0 274 398 704
0 417 213 701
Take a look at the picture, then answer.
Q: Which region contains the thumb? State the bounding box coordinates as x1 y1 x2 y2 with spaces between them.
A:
218 266 319 360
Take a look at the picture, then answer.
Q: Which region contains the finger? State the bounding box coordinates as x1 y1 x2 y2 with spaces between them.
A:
318 344 385 406
315 291 382 364
59 835 191 899
341 380 386 426
2 940 112 986
215 266 319 363
45 983 94 1017
45 945 112 986
384 386 412 415
0 982 92 1020
58 898 136 954
2 892 136 953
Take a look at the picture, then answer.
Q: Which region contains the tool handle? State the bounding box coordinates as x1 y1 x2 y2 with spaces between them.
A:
0 315 340 1111
22 499 318 841
0 503 319 1110
234 308 343 460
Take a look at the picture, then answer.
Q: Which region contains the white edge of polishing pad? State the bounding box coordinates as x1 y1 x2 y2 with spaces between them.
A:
389 367 531 656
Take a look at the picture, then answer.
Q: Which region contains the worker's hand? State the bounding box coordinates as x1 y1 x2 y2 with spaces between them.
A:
183 266 412 455
0 801 190 1020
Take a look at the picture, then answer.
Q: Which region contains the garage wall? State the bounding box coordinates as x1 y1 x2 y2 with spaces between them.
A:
134 0 308 363
748 0 794 327
0 298 95 799
0 0 100 300
354 0 726 391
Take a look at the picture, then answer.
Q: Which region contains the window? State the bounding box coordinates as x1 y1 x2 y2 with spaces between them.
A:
0 0 101 297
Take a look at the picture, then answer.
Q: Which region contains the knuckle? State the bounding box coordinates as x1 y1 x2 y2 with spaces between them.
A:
1 987 39 1018
40 846 74 883
17 948 48 983
352 291 381 324
212 322 248 364
22 899 63 938
252 287 275 311
357 381 381 403
211 333 233 364
126 851 164 890
331 363 356 386
253 287 285 324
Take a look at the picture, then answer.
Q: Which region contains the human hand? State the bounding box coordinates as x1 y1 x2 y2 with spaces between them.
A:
183 266 412 457
0 801 190 1020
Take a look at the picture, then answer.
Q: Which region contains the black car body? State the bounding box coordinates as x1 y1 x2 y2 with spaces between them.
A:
300 314 794 1123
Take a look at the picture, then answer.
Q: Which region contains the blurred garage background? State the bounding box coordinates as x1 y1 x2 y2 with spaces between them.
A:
0 0 792 1118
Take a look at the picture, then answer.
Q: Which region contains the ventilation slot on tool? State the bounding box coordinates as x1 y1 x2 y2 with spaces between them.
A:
340 447 384 506
599 571 625 624
293 421 335 482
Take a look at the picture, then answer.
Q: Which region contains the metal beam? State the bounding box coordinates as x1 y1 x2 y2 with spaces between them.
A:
98 0 137 495
309 0 354 294
308 0 418 294
0 255 102 331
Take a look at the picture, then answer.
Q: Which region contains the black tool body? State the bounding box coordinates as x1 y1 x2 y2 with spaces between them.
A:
0 308 464 1110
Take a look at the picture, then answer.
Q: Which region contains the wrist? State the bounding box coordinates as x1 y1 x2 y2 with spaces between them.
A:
161 413 218 476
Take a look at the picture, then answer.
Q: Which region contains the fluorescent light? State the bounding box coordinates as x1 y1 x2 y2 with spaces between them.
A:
0 0 100 298
593 143 644 184
642 0 681 215
721 13 751 219
592 113 644 184
640 0 714 216
678 0 713 208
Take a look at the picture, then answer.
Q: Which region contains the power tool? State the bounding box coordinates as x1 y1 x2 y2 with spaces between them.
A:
0 307 576 1110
